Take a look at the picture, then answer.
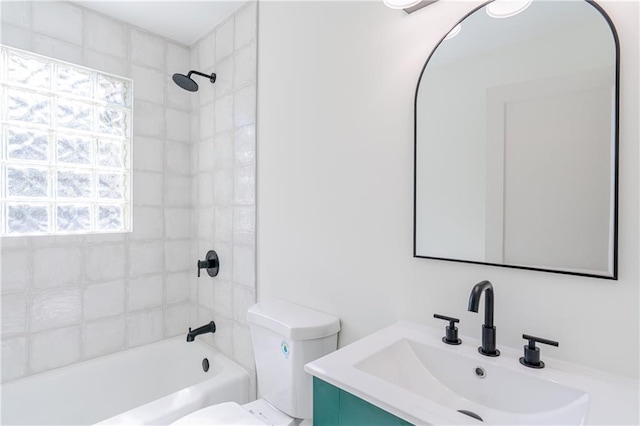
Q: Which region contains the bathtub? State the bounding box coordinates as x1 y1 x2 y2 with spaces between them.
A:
1 337 250 425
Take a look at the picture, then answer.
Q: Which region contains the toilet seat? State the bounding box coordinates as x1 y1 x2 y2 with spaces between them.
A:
170 400 296 426
170 402 265 426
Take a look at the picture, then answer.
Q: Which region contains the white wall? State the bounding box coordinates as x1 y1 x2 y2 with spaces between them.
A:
257 0 639 381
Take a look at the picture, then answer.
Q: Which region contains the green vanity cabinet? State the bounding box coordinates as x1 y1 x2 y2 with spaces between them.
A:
313 378 413 426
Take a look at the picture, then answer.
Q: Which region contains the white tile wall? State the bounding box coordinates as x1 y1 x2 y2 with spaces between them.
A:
30 326 81 373
83 317 126 358
190 0 257 382
32 2 83 45
84 12 127 58
0 0 256 385
32 247 82 289
83 280 126 320
130 28 165 68
0 0 195 382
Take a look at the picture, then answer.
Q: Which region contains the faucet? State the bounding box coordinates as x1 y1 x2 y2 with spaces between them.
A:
468 280 500 357
186 321 216 342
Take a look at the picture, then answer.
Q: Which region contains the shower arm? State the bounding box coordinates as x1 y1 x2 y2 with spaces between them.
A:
187 70 216 82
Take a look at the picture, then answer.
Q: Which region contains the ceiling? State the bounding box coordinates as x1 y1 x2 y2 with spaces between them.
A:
71 1 246 46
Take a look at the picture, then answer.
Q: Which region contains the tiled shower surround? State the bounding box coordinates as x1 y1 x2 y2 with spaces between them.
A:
0 1 257 385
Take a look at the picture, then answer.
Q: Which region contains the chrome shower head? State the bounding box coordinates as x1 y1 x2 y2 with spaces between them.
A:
172 70 216 92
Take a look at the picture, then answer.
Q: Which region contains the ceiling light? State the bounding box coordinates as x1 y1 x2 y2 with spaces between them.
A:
486 0 533 18
444 24 462 40
383 0 422 10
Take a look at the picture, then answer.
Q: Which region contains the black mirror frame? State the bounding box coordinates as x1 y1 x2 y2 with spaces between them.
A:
412 0 620 280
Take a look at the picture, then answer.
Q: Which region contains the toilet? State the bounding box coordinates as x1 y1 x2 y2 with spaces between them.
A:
172 299 341 425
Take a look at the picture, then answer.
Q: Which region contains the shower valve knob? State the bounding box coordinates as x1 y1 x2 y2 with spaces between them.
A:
197 250 219 278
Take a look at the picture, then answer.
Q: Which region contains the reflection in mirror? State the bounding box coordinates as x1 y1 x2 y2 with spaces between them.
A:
414 0 618 278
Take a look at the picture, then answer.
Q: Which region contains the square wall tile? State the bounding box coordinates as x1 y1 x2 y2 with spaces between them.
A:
131 207 163 240
233 284 255 324
214 207 233 244
165 272 190 304
2 293 27 337
127 309 163 347
234 206 256 247
197 208 215 241
215 18 234 62
198 280 214 310
199 103 215 140
85 245 126 282
235 1 257 49
129 242 164 277
83 317 126 359
2 337 27 383
233 246 255 288
213 170 233 207
165 241 191 272
85 12 127 58
32 2 82 45
166 141 191 176
33 247 82 289
132 65 165 105
166 43 190 77
128 276 163 311
198 32 215 71
198 172 216 206
165 208 191 240
234 44 256 90
215 132 234 172
1 249 30 293
167 79 191 112
233 322 255 372
30 288 82 332
130 29 165 68
233 84 256 128
234 125 255 168
215 55 234 98
165 174 191 206
198 139 216 172
133 172 163 206
2 1 31 29
214 280 233 318
234 165 255 206
134 101 165 137
164 304 190 337
166 109 191 142
133 137 164 173
30 326 81 373
215 95 233 134
84 280 125 320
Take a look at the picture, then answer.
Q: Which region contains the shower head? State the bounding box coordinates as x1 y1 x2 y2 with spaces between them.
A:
172 70 216 92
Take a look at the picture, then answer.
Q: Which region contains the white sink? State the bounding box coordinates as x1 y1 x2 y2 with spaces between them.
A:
305 321 639 425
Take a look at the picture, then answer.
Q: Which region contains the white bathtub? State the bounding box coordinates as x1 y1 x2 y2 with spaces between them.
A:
1 337 250 425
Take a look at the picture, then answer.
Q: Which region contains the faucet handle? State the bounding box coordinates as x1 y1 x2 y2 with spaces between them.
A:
433 314 461 345
519 334 559 369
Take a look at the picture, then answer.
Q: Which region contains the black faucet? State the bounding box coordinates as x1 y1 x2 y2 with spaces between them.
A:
186 321 216 342
468 280 500 357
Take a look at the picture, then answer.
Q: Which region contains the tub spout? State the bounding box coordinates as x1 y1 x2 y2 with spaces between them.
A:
186 321 216 342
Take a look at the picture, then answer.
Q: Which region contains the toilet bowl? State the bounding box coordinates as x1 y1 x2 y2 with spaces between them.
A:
171 300 340 426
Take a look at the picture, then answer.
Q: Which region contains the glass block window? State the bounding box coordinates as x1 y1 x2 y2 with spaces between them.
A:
0 45 132 236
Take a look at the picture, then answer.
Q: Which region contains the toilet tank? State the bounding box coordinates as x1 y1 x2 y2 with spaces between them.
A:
247 299 340 419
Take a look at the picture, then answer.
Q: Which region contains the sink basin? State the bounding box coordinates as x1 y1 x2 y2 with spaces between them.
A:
305 321 639 425
355 338 588 424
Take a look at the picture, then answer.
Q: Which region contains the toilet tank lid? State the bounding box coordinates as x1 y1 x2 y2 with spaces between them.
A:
247 299 340 340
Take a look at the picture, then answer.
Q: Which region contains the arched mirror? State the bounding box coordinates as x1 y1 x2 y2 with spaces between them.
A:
414 0 619 279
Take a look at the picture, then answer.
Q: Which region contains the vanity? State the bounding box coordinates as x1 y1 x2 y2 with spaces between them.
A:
305 320 639 425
